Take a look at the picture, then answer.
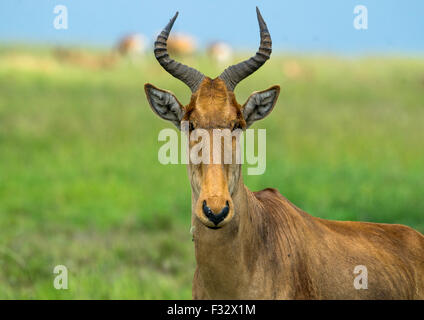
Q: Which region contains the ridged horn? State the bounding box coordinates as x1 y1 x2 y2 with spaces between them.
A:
219 7 272 91
154 12 205 92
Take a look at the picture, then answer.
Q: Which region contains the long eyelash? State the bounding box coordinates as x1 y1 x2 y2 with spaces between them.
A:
232 123 242 131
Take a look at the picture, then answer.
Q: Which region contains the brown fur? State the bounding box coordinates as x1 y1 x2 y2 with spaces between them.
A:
146 77 424 300
192 184 424 299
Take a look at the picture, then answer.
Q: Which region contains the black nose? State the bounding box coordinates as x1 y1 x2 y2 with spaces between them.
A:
202 200 230 226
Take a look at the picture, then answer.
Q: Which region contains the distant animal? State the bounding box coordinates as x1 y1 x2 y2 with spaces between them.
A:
282 60 304 79
116 33 147 56
144 8 424 299
207 41 233 63
166 32 196 56
53 48 117 70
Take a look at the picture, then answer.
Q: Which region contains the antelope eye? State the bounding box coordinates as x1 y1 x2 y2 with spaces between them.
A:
232 123 242 131
189 122 195 131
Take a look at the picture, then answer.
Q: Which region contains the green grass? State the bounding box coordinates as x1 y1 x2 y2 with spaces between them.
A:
0 48 423 298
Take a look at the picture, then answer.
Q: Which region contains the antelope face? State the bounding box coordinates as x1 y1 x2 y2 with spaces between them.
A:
145 8 280 229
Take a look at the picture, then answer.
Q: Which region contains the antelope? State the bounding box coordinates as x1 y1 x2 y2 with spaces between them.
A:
144 8 424 299
166 32 196 56
53 48 117 70
117 33 147 56
207 41 233 64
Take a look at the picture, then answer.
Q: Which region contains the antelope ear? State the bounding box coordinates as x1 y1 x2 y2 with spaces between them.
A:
242 85 280 128
144 83 184 129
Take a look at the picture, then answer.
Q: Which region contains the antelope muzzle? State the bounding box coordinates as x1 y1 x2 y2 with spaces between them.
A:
203 200 230 228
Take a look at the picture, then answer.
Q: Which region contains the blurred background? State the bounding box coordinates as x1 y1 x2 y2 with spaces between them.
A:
0 0 423 299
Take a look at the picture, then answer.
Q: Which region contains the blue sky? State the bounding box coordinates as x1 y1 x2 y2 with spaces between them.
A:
0 0 423 54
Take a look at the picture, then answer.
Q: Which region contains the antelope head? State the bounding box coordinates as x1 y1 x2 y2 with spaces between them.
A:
145 8 280 229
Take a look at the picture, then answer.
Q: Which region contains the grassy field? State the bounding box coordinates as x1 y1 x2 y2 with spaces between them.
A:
0 47 423 299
